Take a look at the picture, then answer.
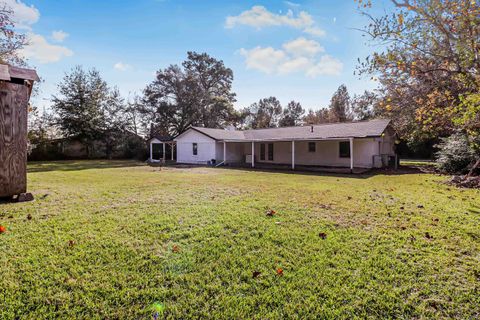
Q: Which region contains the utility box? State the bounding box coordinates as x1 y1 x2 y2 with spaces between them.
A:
0 64 39 200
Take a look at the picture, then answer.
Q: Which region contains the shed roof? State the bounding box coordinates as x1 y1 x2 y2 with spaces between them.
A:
186 119 391 142
0 64 40 82
147 134 174 142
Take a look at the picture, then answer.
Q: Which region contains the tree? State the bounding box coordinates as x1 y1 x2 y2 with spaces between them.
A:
351 90 379 120
357 0 480 143
279 101 305 127
329 84 352 122
246 97 283 128
101 87 127 159
303 108 331 124
51 66 126 158
142 52 237 136
0 4 27 65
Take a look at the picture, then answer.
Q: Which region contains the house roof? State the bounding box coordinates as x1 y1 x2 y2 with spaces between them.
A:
147 134 174 142
187 119 391 142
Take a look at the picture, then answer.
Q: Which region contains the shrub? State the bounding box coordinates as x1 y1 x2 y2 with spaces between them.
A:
435 133 476 174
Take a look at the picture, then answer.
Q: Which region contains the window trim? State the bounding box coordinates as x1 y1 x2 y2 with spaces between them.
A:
339 141 350 158
308 142 316 153
192 143 198 156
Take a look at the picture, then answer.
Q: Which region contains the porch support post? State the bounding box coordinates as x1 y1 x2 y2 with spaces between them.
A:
349 137 354 173
162 142 166 162
291 140 295 170
171 143 174 161
150 141 153 161
251 141 255 168
223 141 227 165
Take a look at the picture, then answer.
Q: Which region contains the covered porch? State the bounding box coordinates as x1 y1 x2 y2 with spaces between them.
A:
148 136 176 163
216 137 390 172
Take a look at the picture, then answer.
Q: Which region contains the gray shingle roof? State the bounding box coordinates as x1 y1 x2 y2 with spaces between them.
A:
188 119 391 142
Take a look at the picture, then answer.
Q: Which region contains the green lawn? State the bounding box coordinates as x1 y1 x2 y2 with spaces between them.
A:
1 161 479 319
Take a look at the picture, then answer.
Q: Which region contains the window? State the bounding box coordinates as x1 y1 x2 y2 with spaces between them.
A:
308 142 316 153
339 141 350 158
192 143 198 155
268 143 274 161
260 144 265 161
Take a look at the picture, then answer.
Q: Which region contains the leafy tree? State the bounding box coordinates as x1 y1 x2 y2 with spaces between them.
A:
246 97 283 128
0 4 27 65
329 84 352 122
351 90 379 120
303 108 331 124
357 0 480 144
279 101 305 127
51 66 126 158
142 52 237 136
101 87 127 159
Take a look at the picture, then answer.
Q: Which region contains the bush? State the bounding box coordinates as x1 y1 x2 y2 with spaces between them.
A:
435 133 476 174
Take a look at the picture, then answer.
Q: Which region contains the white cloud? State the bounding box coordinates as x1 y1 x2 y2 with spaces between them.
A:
306 55 343 77
283 37 324 57
114 62 132 71
20 33 73 63
225 6 311 29
225 5 325 37
240 47 286 74
303 26 327 37
3 0 40 29
239 37 342 77
51 30 69 42
284 1 300 7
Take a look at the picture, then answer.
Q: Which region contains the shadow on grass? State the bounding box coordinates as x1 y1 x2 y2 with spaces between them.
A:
27 160 146 173
170 163 427 179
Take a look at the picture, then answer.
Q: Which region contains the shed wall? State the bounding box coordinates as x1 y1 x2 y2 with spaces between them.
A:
0 82 29 197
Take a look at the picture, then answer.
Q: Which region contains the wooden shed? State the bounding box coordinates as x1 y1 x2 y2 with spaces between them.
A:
0 64 39 201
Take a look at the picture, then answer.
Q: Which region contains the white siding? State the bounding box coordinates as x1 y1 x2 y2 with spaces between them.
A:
175 130 217 164
248 138 381 168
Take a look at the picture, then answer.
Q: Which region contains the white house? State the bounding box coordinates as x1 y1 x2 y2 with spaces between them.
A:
172 119 397 171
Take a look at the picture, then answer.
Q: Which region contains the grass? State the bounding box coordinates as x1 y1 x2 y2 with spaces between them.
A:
1 160 479 319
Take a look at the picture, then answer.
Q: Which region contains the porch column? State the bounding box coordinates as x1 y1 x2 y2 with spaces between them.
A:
349 137 354 173
291 140 295 170
223 141 226 164
251 141 255 168
163 142 166 161
149 141 153 161
171 143 174 160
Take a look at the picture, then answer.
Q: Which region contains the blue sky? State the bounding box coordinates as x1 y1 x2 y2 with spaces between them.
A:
9 0 393 111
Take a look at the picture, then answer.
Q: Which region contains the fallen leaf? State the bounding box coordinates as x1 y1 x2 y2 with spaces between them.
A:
27 214 32 220
266 209 276 217
0 225 6 234
276 268 284 276
319 232 327 240
347 196 352 200
68 240 75 247
425 232 433 239
417 205 424 209
172 245 180 253
252 271 261 278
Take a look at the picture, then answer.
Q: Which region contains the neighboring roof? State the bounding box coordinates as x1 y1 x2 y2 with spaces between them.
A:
181 119 391 142
0 64 40 82
147 134 174 142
